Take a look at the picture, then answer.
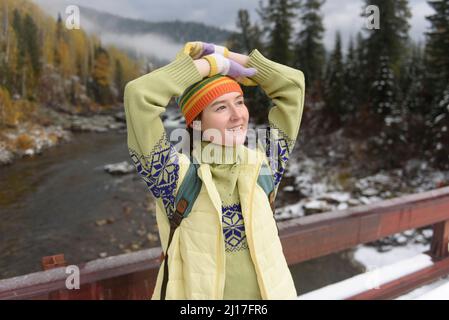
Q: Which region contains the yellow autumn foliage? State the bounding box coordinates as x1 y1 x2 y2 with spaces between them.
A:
0 87 19 127
1 0 142 118
15 133 34 150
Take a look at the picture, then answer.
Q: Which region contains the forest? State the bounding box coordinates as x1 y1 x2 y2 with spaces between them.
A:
0 0 448 170
226 0 449 170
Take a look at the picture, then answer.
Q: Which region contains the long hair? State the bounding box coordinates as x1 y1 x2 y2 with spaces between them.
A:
185 113 202 159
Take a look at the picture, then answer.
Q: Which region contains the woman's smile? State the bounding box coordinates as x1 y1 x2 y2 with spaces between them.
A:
226 125 244 132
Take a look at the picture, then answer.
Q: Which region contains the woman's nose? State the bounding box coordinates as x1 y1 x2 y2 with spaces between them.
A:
229 104 242 120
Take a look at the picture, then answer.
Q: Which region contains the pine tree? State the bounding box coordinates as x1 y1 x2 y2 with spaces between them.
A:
362 0 411 75
370 54 399 116
1 1 9 64
323 31 345 119
11 9 28 96
227 9 263 54
54 12 63 68
431 83 449 168
114 59 124 101
89 45 112 105
424 0 449 101
236 10 252 53
0 2 10 88
401 42 427 114
53 12 72 78
14 13 41 99
361 0 412 116
22 14 41 78
343 36 360 115
293 0 326 95
258 0 301 64
425 1 449 168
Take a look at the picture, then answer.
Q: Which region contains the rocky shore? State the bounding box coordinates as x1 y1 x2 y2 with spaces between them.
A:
0 105 126 166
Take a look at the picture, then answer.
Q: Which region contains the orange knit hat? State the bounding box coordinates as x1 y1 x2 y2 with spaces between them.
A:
175 75 243 127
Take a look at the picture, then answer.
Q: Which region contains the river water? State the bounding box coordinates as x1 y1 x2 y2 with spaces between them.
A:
0 128 364 294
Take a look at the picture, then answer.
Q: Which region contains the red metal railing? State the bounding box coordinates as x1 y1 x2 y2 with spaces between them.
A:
1 186 449 300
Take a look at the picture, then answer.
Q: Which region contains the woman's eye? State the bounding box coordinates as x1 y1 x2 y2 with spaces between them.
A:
237 100 244 105
216 106 226 111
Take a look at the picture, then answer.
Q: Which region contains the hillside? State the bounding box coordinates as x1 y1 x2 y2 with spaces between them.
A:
78 5 233 44
76 5 235 64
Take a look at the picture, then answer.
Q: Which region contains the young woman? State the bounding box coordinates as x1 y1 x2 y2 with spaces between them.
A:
124 42 305 300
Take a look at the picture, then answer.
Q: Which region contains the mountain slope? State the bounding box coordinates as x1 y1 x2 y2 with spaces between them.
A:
79 5 233 44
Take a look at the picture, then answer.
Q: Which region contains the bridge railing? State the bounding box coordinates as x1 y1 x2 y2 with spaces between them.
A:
1 186 448 300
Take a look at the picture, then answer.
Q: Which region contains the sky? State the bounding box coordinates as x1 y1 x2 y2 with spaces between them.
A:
32 0 433 54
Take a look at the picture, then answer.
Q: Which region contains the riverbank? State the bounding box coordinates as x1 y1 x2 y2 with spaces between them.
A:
0 105 126 166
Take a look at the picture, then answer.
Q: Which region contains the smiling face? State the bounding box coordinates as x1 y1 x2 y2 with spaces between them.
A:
188 91 249 146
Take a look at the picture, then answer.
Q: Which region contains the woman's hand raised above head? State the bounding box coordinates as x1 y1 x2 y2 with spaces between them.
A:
181 40 252 66
182 41 230 60
193 58 211 78
202 53 258 86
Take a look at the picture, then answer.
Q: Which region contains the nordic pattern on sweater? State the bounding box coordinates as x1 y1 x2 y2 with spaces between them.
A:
128 131 180 219
266 121 296 192
222 203 249 252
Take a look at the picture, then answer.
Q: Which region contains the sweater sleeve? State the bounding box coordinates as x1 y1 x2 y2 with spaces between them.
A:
246 49 306 197
123 52 203 219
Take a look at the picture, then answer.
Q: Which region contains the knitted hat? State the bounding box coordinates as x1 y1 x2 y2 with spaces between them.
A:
175 74 243 127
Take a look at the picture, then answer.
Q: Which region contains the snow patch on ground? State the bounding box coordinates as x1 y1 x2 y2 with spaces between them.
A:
353 242 430 269
396 276 449 300
298 254 433 300
413 280 449 300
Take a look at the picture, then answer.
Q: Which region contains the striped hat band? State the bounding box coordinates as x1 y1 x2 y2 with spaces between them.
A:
175 75 243 126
